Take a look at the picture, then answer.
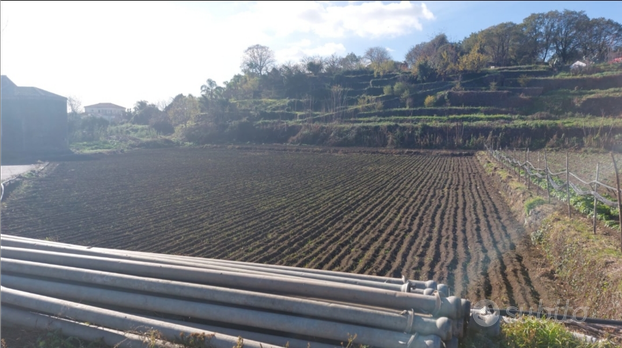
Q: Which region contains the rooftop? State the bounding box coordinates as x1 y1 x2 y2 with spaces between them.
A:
84 103 126 109
1 75 66 100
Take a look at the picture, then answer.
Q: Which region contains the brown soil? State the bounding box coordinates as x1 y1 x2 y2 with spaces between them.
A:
1 147 544 308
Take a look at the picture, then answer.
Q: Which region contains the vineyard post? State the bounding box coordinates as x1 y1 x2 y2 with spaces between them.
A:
611 152 622 252
566 151 571 217
525 148 531 189
544 150 551 204
593 163 599 235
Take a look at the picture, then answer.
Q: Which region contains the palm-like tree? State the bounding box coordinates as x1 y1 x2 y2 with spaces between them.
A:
200 79 218 99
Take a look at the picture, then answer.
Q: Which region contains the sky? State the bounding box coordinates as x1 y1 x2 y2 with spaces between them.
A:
1 1 621 110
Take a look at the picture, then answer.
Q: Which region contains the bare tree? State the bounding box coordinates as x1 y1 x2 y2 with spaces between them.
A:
241 44 276 75
67 96 83 115
363 47 392 65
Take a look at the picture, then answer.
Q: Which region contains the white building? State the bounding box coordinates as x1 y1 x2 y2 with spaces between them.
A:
84 103 126 121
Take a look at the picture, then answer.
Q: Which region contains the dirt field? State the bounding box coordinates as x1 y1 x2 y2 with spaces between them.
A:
1 147 541 308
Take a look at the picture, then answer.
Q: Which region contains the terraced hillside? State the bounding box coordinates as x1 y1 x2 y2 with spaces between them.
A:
180 64 622 151
1 147 541 308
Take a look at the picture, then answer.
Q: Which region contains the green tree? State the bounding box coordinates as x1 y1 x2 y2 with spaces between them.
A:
166 94 199 128
458 41 489 72
579 18 622 62
550 10 590 64
405 33 449 68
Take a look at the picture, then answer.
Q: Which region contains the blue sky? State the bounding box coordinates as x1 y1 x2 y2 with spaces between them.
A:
1 1 620 110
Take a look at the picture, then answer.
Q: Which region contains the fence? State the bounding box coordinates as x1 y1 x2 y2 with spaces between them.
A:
484 145 622 251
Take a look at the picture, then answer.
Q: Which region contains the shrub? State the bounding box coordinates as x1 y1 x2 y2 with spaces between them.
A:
424 95 436 107
518 74 531 87
149 119 175 135
383 85 393 95
393 81 409 96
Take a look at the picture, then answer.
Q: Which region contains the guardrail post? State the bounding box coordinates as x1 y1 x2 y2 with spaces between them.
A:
593 163 599 235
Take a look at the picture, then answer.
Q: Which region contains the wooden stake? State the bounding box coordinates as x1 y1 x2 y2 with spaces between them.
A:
526 149 530 189
611 152 622 252
566 151 571 217
544 150 551 204
593 163 600 235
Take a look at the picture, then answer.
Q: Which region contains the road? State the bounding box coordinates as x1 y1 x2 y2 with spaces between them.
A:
1 164 42 182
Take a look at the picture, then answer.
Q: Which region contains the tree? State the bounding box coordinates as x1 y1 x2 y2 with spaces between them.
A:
339 53 363 70
433 43 460 78
133 100 149 113
301 56 324 75
478 22 520 66
550 10 590 64
201 79 218 99
67 96 83 115
458 41 488 72
519 12 557 64
405 34 449 68
166 94 199 128
323 54 342 74
132 103 164 125
413 59 436 82
363 47 391 65
579 18 622 62
241 44 276 75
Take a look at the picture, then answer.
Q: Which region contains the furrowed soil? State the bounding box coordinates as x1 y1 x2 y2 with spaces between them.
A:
1 147 542 308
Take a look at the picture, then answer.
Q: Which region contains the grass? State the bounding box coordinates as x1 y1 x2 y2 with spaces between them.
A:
462 316 618 348
525 196 546 215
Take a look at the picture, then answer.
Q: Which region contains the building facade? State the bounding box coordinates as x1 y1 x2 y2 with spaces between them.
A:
1 76 69 161
84 103 126 121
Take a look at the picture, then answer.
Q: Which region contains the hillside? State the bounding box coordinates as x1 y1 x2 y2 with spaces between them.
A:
176 63 622 151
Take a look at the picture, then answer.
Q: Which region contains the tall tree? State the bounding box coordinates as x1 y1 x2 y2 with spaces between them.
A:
241 44 276 75
405 33 449 68
166 94 199 128
67 96 83 115
363 47 392 65
201 79 218 99
478 22 520 66
579 18 622 62
339 53 363 70
520 12 557 64
550 10 590 64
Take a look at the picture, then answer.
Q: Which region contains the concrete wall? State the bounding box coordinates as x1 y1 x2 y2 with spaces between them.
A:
1 97 68 157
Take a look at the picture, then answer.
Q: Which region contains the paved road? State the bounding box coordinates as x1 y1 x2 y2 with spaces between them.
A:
1 164 41 182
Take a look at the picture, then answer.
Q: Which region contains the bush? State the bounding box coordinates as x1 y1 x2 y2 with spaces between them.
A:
393 82 409 96
149 119 175 135
424 95 436 107
383 85 393 95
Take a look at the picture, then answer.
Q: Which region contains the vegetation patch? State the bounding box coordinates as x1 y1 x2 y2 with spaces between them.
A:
525 196 546 215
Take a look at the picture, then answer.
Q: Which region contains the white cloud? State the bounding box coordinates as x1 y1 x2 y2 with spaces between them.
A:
231 1 435 39
0 2 435 108
276 41 346 62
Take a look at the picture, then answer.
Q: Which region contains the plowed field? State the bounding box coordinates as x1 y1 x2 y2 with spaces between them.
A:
1 147 540 307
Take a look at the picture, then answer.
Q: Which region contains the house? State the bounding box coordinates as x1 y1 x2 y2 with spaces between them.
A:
84 102 126 121
1 75 69 161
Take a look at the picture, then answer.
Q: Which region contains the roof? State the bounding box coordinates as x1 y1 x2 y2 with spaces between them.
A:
84 103 126 109
1 75 66 100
